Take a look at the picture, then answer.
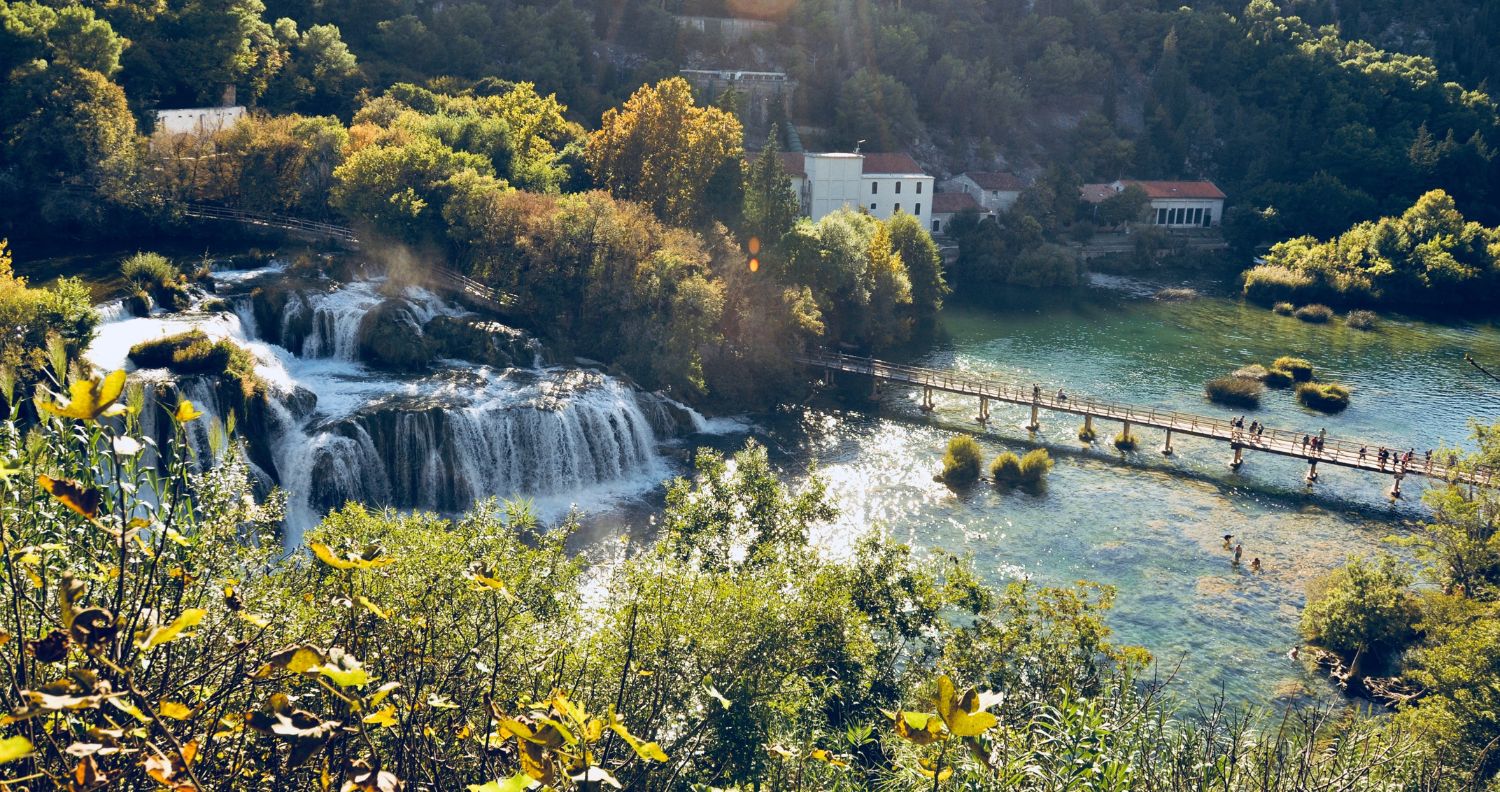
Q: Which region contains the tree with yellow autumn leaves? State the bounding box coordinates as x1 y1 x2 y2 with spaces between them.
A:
584 77 743 228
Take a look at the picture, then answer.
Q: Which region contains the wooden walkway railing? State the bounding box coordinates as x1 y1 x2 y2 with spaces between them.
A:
799 349 1494 493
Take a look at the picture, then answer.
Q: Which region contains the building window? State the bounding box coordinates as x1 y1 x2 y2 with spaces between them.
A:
916 182 923 194
1156 208 1168 225
870 203 877 212
1203 208 1213 227
915 203 921 216
894 203 901 213
932 220 941 233
896 182 902 194
871 182 878 194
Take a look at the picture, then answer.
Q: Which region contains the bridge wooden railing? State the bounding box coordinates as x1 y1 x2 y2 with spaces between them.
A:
798 349 1495 488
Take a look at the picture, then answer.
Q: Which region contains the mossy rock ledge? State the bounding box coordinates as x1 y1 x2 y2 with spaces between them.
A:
356 299 435 371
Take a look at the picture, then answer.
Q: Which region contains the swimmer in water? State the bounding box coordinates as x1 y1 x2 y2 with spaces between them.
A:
1223 534 1233 550
1250 557 1262 573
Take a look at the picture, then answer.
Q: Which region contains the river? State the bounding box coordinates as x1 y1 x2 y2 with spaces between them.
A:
702 274 1500 705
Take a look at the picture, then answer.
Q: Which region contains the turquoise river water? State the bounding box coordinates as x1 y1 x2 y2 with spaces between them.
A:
706 275 1500 706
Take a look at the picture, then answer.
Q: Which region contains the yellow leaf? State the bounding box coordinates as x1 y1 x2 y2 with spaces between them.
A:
356 595 388 620
138 608 207 651
158 701 193 720
38 475 103 520
607 711 667 763
934 675 998 738
38 371 127 422
0 735 34 765
237 612 270 628
889 710 946 746
172 399 203 423
810 749 849 768
362 705 397 727
309 542 393 571
368 682 400 707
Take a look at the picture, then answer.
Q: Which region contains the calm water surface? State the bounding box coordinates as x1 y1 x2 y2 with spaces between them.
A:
727 277 1500 704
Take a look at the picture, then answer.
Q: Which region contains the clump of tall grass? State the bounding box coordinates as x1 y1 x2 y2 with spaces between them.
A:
1294 303 1334 323
121 251 179 288
1297 382 1351 413
1346 309 1380 330
128 331 261 396
1272 356 1314 382
941 435 984 483
991 448 1053 484
1155 287 1199 301
1078 424 1097 442
1243 264 1316 304
1205 377 1262 408
1262 368 1294 388
1114 431 1138 451
1272 302 1295 315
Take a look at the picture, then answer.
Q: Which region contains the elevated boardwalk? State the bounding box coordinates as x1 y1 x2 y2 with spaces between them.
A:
798 349 1494 496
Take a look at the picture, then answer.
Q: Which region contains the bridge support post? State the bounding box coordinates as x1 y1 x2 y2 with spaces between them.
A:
1230 444 1244 469
1306 459 1319 484
1028 401 1040 432
921 386 934 413
1161 428 1174 456
977 396 989 424
1390 473 1404 499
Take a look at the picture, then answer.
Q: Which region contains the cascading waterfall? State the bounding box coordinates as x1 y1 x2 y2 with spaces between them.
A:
86 267 688 544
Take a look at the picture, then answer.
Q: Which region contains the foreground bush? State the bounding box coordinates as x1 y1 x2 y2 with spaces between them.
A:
1206 376 1262 407
0 240 98 412
0 369 1476 789
1272 301 1295 315
1346 309 1380 330
1297 381 1352 412
1114 430 1138 451
1273 356 1314 382
1302 555 1420 666
941 435 984 483
1295 303 1334 323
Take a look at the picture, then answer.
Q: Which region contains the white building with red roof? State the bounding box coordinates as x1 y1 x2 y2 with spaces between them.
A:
929 192 987 236
776 151 934 222
1079 179 1226 228
940 171 1027 212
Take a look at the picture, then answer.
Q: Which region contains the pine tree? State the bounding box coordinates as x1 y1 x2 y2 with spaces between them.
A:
742 124 801 246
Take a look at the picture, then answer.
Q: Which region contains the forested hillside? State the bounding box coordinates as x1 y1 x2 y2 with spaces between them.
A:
4 0 1500 250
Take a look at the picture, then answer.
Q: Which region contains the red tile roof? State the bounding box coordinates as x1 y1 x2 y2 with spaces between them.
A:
776 152 805 177
962 171 1026 191
1128 180 1226 200
932 192 983 214
860 152 925 175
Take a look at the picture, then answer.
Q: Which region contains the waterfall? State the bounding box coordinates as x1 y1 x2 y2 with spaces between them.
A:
88 266 682 546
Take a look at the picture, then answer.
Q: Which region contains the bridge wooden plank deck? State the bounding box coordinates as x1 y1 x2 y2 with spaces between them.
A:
798 350 1493 493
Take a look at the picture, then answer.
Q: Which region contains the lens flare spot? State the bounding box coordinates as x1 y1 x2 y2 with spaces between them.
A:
749 258 760 273
748 236 761 255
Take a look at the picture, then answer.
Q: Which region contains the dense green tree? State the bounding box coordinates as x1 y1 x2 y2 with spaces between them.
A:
331 133 494 240
741 126 801 246
886 210 945 319
1301 554 1421 664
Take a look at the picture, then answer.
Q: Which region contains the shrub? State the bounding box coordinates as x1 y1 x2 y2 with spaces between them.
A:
941 435 983 483
120 251 179 288
1294 303 1334 323
1272 356 1314 382
1206 376 1262 408
1263 368 1294 388
1301 555 1420 663
128 330 210 369
1114 431 1138 451
1078 425 1097 442
1297 381 1351 413
1272 302 1295 315
1346 310 1379 330
1243 264 1317 304
171 338 237 375
1018 448 1053 482
990 451 1022 481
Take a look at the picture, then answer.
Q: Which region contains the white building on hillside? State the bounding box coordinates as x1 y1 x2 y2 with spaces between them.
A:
153 105 246 138
1080 179 1226 228
940 171 1027 212
777 152 935 223
929 192 988 236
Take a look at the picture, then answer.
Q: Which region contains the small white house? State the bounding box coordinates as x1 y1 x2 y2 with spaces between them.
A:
153 106 247 138
940 171 1026 212
1080 179 1226 228
929 192 987 235
778 151 935 223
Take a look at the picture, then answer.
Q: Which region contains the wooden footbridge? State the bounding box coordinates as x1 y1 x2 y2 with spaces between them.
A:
799 349 1494 496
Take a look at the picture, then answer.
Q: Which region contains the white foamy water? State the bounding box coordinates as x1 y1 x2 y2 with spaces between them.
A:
85 267 680 543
